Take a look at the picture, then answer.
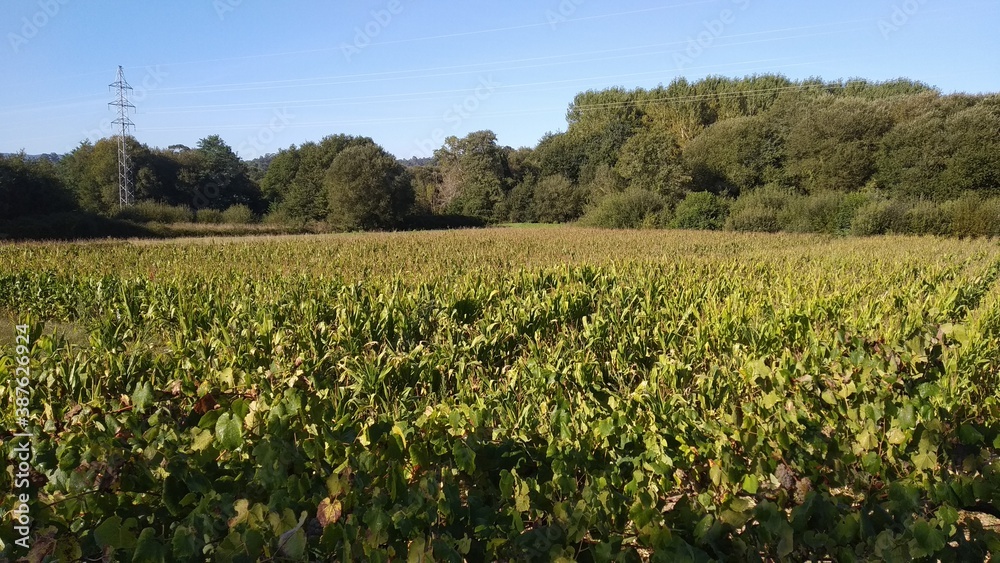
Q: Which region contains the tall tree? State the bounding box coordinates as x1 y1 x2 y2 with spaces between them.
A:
685 115 786 196
325 143 414 230
614 126 689 201
434 131 510 220
785 98 894 193
193 135 263 212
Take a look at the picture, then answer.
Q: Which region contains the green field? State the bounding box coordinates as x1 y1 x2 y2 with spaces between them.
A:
2 228 999 561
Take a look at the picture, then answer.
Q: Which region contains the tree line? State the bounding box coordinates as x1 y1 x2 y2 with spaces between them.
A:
3 74 1000 238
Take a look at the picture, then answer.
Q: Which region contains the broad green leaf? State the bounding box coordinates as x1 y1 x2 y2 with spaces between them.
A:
131 382 153 413
132 528 167 563
215 412 243 451
93 516 137 550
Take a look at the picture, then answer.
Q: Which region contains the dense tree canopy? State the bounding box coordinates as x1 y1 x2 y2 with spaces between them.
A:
325 143 414 231
4 74 999 239
0 153 76 220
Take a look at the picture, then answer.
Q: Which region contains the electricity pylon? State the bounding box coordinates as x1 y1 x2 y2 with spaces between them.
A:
109 65 135 208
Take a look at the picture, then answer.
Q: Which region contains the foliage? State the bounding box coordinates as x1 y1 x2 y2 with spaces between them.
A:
613 128 689 201
779 191 869 234
685 116 785 196
325 143 414 231
669 191 730 230
578 189 669 229
435 131 510 221
531 175 587 223
220 204 258 225
944 194 1000 238
262 135 373 222
2 229 1000 561
0 153 77 220
785 98 894 193
115 201 195 224
725 185 794 232
0 211 151 241
195 208 224 224
850 198 909 236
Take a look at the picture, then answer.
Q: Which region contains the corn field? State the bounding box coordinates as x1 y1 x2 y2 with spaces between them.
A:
1 228 999 561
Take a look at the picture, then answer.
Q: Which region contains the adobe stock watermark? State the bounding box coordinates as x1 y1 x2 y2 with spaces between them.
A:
413 76 501 158
214 0 246 21
7 0 71 54
547 0 585 29
80 66 168 147
342 0 405 63
236 108 294 161
673 0 751 69
879 0 930 39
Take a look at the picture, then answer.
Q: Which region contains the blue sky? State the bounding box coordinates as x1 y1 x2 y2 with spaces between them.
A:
2 0 998 159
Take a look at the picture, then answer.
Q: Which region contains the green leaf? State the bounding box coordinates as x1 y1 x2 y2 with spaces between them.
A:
132 382 153 413
694 515 714 543
94 516 137 550
453 440 476 474
959 424 984 445
912 450 937 472
133 528 167 563
191 428 214 452
215 412 243 451
408 536 429 563
170 526 199 558
742 474 759 495
909 519 946 557
777 525 794 557
515 481 530 513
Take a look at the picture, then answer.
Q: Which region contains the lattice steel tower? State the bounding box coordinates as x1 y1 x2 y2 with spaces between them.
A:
109 66 135 208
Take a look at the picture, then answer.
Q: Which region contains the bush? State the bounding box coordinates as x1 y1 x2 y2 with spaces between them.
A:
780 191 870 234
903 201 950 235
578 189 668 229
195 208 224 224
850 199 907 236
669 192 730 230
532 175 587 223
726 207 782 233
725 185 792 232
116 201 193 224
221 204 257 224
945 194 1000 237
262 207 301 227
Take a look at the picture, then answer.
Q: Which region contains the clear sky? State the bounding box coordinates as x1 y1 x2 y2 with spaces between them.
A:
2 0 998 159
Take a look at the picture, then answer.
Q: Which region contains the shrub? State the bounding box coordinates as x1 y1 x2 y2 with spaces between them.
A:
903 201 950 235
221 204 257 224
669 192 730 230
850 199 907 236
780 191 872 234
725 185 792 232
578 189 668 229
116 201 193 224
195 208 224 224
532 175 588 223
726 206 782 233
945 194 1000 237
